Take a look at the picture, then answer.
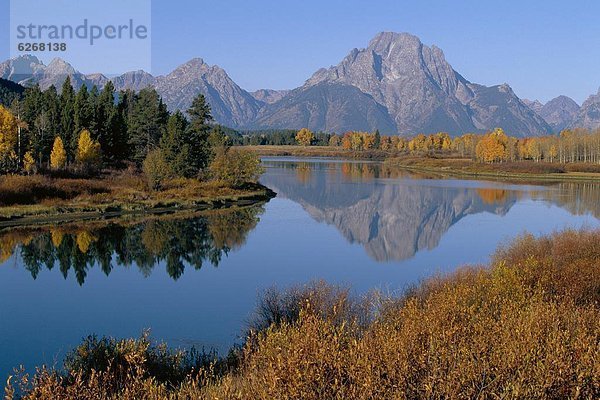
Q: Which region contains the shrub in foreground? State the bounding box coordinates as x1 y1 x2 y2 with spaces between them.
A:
209 148 263 187
6 229 600 399
142 149 173 191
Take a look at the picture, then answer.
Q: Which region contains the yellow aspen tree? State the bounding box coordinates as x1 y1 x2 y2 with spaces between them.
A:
441 133 452 151
23 151 36 174
0 105 18 172
548 144 558 163
341 133 352 150
75 129 102 169
350 132 363 150
295 128 314 146
50 137 67 170
328 135 341 147
362 133 376 149
380 136 392 150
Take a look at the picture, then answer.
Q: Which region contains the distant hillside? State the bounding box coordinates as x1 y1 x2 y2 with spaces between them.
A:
0 78 24 106
572 89 600 131
523 96 581 132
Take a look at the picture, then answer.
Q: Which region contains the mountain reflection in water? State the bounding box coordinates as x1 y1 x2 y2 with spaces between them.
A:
260 158 600 262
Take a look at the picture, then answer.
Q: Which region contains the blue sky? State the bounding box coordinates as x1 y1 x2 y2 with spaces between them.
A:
2 0 599 104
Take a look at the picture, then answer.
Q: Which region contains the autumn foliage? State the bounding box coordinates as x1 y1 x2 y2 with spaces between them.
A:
0 104 18 172
476 128 509 162
49 137 67 170
7 228 600 399
326 127 600 166
295 128 315 146
75 129 102 171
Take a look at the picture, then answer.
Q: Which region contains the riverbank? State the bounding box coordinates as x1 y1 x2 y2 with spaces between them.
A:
242 146 600 181
385 156 600 182
7 228 600 399
239 145 392 160
0 172 275 228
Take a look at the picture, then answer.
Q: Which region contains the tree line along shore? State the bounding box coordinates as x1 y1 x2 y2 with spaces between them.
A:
2 75 600 221
238 127 600 180
0 78 269 221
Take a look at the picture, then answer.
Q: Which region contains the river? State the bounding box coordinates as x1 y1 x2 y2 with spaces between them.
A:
1 156 599 384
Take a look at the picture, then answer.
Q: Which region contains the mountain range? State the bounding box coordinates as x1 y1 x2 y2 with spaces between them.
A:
2 32 599 136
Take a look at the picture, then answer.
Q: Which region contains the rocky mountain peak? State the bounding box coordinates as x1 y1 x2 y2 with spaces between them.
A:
0 55 45 82
45 58 77 75
155 58 261 126
523 99 544 114
571 91 600 131
522 95 581 132
368 31 422 52
250 89 291 104
298 32 550 136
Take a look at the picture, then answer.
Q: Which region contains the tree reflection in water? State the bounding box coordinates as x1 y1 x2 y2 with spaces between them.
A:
0 206 264 285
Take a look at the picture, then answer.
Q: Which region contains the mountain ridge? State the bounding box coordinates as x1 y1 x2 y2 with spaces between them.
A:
2 32 597 135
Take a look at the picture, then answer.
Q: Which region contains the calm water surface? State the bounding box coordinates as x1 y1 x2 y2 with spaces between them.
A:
1 157 599 383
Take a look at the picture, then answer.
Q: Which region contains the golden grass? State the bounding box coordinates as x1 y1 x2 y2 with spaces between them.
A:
6 229 600 399
385 156 600 181
0 170 273 221
240 145 393 160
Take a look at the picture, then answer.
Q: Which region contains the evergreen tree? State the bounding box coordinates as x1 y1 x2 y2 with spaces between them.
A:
22 85 53 165
96 81 120 163
160 110 191 177
88 85 100 135
22 85 43 137
127 88 168 165
73 85 92 149
186 94 213 173
59 77 76 160
374 129 381 149
43 86 61 162
109 105 128 164
115 89 136 162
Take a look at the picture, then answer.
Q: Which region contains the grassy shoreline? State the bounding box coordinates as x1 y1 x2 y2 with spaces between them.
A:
7 228 600 399
241 145 600 181
239 145 393 160
384 156 600 182
0 172 275 228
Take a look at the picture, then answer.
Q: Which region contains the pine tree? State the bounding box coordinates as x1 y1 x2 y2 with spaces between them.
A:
160 110 191 177
127 88 168 165
73 85 92 145
60 77 76 160
115 89 136 162
374 129 381 149
88 85 100 135
42 86 61 164
96 81 118 162
186 94 213 173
